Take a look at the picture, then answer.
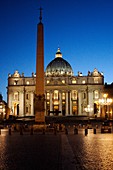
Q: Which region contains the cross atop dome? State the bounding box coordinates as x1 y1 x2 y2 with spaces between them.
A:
55 48 62 58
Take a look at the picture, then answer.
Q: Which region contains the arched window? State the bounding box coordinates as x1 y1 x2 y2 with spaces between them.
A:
94 90 99 99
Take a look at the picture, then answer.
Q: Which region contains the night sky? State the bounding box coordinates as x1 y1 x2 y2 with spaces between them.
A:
0 0 113 101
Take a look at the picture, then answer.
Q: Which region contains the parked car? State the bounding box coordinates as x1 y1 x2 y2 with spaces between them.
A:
101 121 112 133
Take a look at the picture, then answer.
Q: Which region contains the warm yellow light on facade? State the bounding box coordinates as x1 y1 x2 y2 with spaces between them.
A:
62 80 65 84
99 94 112 105
47 80 49 84
26 81 29 85
62 92 65 100
84 105 93 112
72 80 76 84
82 80 85 84
54 90 58 99
103 93 108 98
47 93 50 100
54 101 59 105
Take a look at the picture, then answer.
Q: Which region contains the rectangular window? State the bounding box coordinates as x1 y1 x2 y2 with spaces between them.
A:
54 90 58 100
83 93 86 99
94 78 98 83
94 91 99 99
14 93 18 100
62 92 65 100
26 107 28 113
26 94 29 100
47 93 50 100
72 91 77 100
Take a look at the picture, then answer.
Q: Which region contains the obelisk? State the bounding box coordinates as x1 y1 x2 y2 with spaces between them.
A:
34 8 45 123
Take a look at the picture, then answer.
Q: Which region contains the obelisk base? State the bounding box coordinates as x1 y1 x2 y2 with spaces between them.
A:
34 94 45 123
35 111 45 123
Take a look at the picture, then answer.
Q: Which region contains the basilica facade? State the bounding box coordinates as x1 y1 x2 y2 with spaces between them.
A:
7 10 107 119
7 48 104 118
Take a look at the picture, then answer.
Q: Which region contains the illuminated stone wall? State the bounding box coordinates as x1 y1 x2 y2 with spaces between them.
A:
7 68 104 117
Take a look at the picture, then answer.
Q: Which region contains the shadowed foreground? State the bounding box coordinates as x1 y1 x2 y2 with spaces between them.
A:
0 129 113 170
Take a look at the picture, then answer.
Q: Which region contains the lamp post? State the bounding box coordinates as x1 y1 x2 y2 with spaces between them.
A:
84 78 93 118
84 105 93 117
99 94 112 119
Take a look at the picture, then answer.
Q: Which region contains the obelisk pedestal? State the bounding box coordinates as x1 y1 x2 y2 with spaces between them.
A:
34 94 45 123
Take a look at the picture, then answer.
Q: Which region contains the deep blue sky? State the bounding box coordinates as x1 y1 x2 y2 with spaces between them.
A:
0 0 113 101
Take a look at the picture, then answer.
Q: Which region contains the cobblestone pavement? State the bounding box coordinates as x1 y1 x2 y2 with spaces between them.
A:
0 129 113 170
63 129 113 170
0 130 62 170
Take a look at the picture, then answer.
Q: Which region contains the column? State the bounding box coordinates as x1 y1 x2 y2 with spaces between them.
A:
8 92 12 112
23 88 26 116
19 90 24 116
66 91 68 115
70 91 72 115
59 92 62 116
78 91 82 115
68 91 70 115
31 92 34 116
88 90 93 117
45 92 47 116
50 91 53 116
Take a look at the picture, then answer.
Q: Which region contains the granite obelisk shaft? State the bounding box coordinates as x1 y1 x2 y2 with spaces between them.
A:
35 18 45 123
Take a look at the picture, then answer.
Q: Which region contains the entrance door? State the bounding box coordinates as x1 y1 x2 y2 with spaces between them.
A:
17 104 19 116
54 105 59 116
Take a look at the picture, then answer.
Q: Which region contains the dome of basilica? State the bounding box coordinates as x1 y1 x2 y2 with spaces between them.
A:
45 48 73 76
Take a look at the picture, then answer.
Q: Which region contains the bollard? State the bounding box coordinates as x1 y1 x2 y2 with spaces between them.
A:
30 127 33 135
42 128 45 135
20 127 23 135
93 128 96 134
74 128 78 135
9 128 11 135
54 127 57 135
65 128 68 135
85 128 88 136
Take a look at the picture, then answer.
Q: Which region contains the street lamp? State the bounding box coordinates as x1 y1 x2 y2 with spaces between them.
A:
99 94 112 119
84 105 93 117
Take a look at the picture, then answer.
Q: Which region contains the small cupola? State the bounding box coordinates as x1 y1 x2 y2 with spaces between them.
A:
55 48 62 58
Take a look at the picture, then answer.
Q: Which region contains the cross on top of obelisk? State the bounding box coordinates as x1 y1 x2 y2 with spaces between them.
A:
39 7 43 23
